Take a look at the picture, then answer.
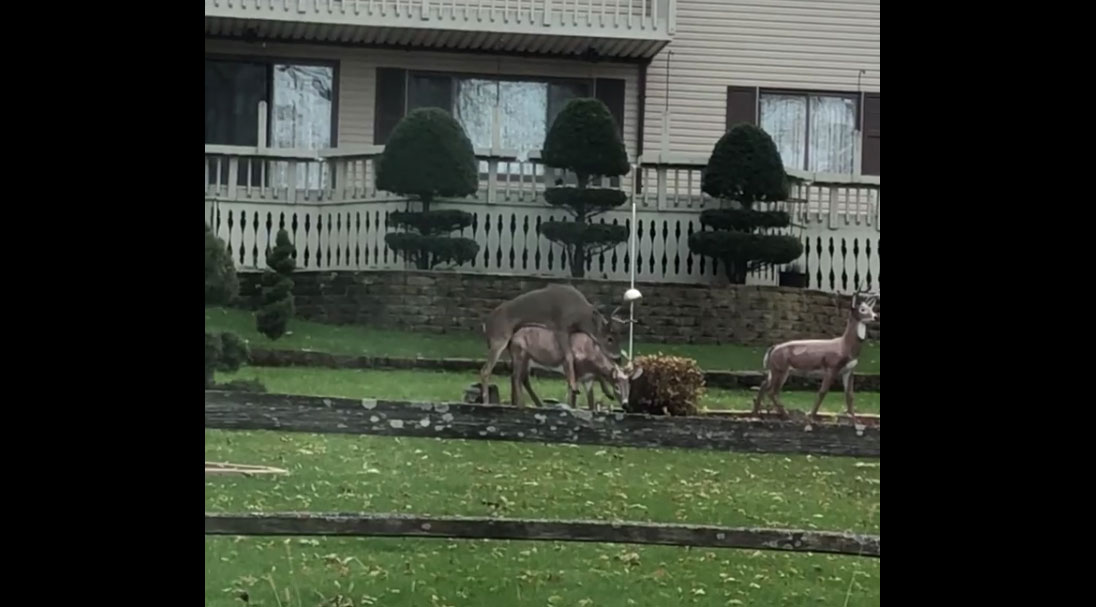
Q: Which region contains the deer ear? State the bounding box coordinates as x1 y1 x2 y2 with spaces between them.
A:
630 366 644 380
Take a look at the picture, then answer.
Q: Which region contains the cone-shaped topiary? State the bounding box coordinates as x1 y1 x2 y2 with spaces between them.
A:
539 98 631 277
256 229 295 340
205 223 251 388
377 108 480 269
688 123 803 283
624 354 705 416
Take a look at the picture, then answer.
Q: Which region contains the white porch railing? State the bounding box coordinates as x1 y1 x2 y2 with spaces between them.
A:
204 145 879 293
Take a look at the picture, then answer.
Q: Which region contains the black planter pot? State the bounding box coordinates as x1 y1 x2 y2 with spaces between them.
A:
779 271 809 288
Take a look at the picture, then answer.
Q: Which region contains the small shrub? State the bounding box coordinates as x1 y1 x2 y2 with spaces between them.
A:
624 354 705 416
256 229 295 340
205 222 260 390
205 331 250 388
205 223 238 305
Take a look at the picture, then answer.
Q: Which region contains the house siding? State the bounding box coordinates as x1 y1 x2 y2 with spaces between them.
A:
644 0 880 156
205 39 642 158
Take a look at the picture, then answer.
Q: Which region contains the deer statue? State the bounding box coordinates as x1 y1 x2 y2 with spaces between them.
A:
753 291 879 426
507 325 643 410
479 284 619 404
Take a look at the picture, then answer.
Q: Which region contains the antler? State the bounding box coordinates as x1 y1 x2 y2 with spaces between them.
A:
609 305 630 325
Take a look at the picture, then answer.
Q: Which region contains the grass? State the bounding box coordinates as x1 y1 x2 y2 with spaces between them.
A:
216 367 881 415
207 309 881 605
206 306 881 373
207 429 880 606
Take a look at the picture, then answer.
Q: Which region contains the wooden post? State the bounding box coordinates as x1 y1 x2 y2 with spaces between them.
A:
257 101 268 150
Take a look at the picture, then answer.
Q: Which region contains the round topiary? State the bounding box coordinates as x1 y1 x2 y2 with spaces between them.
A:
542 98 630 183
699 208 792 232
701 123 790 208
376 107 478 208
389 210 474 236
538 221 629 269
539 98 631 278
384 233 480 268
624 354 705 416
543 187 628 215
688 124 804 283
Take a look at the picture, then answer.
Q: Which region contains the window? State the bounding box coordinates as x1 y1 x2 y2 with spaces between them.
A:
205 57 335 188
760 92 858 174
407 73 590 176
725 87 878 176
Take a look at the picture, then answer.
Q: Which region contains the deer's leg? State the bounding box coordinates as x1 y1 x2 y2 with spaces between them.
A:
842 371 857 425
753 372 771 415
809 370 837 420
768 369 791 417
555 330 580 395
480 338 510 405
521 371 546 408
585 380 597 411
510 352 526 408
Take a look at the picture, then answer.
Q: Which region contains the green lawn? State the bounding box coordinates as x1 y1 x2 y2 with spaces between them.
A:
206 306 881 373
206 429 880 606
207 308 880 606
216 367 881 416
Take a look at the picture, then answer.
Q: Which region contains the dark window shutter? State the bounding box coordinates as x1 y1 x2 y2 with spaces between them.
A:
594 78 627 186
594 78 626 137
725 86 758 130
374 68 407 145
861 93 880 176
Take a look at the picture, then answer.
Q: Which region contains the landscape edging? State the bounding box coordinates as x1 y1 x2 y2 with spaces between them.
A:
247 348 881 393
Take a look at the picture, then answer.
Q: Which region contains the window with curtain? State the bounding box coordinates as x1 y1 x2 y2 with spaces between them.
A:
270 64 334 190
760 92 858 174
204 57 334 189
408 73 589 176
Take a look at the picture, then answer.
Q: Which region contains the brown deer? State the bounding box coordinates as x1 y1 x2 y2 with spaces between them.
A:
753 292 878 425
479 284 619 404
508 326 643 410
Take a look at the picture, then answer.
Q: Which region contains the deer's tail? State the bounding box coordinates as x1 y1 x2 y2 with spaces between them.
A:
761 345 775 370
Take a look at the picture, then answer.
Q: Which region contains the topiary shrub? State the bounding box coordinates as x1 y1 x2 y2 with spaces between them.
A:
204 223 254 388
205 223 239 306
623 354 705 416
205 331 250 389
687 123 803 284
539 98 631 278
377 108 480 269
256 229 295 340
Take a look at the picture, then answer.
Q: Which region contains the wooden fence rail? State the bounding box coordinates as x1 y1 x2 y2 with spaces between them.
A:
205 391 879 458
205 513 880 558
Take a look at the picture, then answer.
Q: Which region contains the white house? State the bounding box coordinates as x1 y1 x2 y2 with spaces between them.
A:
204 0 879 293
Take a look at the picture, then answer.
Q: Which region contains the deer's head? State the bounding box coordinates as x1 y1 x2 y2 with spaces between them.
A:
852 292 879 323
611 362 644 407
596 305 633 362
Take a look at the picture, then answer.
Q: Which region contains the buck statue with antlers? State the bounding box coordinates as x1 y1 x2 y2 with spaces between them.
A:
753 291 878 425
479 284 624 405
